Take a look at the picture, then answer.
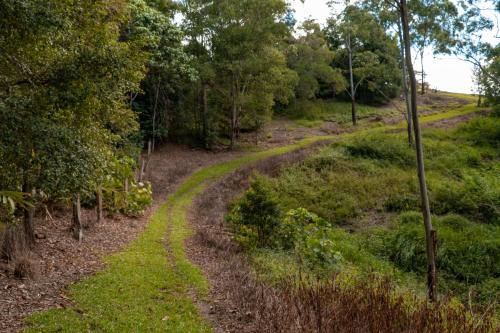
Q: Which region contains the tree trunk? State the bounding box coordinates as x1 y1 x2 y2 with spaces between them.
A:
348 33 357 126
477 94 482 107
230 83 237 150
151 77 161 153
400 0 437 302
22 182 35 247
72 193 83 242
96 185 103 223
420 52 425 95
202 83 209 149
398 21 413 146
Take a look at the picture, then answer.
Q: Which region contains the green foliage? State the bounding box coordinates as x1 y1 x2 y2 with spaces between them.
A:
227 177 282 248
102 156 153 217
430 170 500 225
378 214 500 297
287 20 346 100
325 6 402 104
344 135 415 167
282 208 342 270
461 115 500 150
0 0 147 214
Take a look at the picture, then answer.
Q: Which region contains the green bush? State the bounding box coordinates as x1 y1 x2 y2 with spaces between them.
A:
123 182 153 217
102 156 153 217
227 178 282 248
438 214 470 230
431 172 500 225
380 214 500 287
279 208 342 270
460 116 500 149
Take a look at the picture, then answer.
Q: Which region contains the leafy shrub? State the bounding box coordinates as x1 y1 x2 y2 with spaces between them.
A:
438 214 470 230
431 172 500 225
460 116 500 149
380 214 500 292
123 182 153 217
227 178 282 248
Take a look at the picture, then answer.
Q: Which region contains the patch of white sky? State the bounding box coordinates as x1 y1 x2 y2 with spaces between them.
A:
290 0 499 94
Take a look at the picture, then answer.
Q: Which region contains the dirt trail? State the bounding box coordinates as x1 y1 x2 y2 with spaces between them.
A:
0 104 485 332
0 144 241 333
185 110 489 332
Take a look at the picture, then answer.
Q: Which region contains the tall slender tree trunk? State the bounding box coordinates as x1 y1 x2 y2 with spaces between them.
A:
230 82 237 150
152 77 161 152
22 181 35 247
202 83 209 148
398 22 413 146
72 193 83 242
347 33 357 126
420 52 425 95
96 185 103 223
400 0 437 302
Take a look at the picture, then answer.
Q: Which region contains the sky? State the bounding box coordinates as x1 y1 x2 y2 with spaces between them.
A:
290 0 499 94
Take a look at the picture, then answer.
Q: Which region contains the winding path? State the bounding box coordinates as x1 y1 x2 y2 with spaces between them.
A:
24 105 483 332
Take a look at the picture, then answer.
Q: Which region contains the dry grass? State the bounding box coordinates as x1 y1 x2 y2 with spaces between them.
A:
251 277 496 333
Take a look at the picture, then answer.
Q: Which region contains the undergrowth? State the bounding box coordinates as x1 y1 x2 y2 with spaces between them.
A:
228 112 500 315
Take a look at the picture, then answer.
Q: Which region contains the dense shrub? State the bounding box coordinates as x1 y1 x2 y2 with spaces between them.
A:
227 178 282 248
279 208 342 269
431 172 500 225
384 195 420 212
461 116 500 150
102 156 153 217
379 214 500 297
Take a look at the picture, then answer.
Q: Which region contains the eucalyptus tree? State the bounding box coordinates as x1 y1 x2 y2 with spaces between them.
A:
287 20 346 101
209 0 298 149
397 0 437 302
126 0 195 150
409 0 460 94
181 0 218 147
360 0 413 144
325 4 401 123
451 1 498 90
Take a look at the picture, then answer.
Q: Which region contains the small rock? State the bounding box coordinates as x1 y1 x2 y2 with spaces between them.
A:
35 233 47 239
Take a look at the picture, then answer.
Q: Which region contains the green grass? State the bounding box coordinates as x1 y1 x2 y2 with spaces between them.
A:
284 99 398 128
241 112 499 309
25 99 488 332
24 135 341 333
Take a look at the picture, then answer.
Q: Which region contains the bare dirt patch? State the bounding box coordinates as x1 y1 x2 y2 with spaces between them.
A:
423 110 491 129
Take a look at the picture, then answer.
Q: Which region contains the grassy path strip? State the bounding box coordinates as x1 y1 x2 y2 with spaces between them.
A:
25 105 483 332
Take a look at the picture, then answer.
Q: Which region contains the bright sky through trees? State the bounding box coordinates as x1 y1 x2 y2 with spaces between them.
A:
291 0 499 94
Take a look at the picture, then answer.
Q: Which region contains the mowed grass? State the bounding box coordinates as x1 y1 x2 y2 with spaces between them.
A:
24 101 484 332
24 136 344 333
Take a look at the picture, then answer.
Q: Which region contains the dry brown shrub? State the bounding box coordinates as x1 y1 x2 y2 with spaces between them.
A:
249 277 497 333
